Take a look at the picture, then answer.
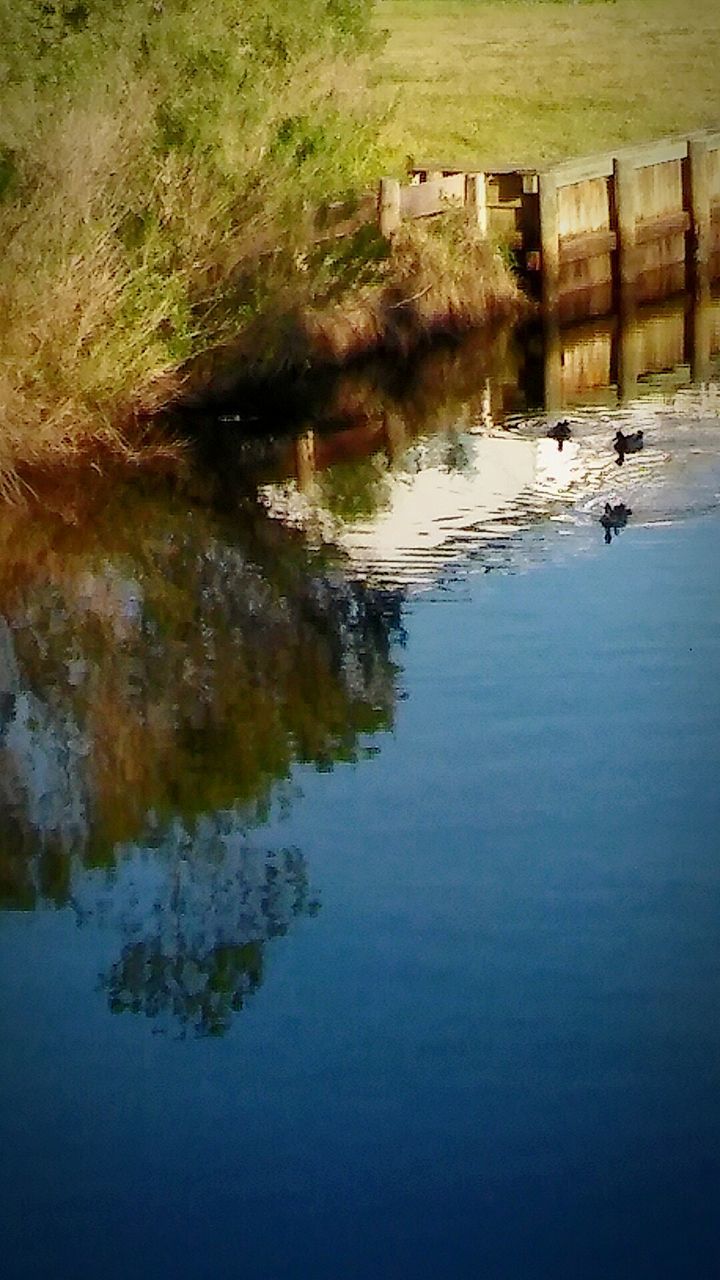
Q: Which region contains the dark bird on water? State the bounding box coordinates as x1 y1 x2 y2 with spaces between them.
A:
613 429 643 465
547 420 572 451
599 501 632 544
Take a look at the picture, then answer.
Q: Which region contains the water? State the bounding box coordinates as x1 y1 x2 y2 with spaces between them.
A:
1 297 720 1278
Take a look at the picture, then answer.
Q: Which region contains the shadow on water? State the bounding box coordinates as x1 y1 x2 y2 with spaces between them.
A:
0 479 403 1034
2 277 720 1035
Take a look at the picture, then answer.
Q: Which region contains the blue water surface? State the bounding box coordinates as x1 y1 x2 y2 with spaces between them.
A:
2 504 719 1279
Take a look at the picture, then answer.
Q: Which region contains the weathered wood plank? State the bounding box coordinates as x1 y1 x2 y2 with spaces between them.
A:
559 229 617 263
408 165 462 180
486 196 524 211
634 209 690 244
539 171 560 310
557 176 612 237
707 147 720 201
552 154 615 187
379 177 401 237
409 163 537 179
622 138 688 168
613 157 640 286
400 173 465 219
636 158 683 219
465 173 489 235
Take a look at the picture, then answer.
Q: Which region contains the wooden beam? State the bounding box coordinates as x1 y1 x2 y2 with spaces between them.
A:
559 229 617 264
613 157 639 287
552 153 615 187
689 279 712 382
400 174 465 220
687 137 711 265
634 209 690 244
378 177 401 237
295 431 316 491
617 300 641 403
465 173 489 235
539 171 560 311
622 137 688 168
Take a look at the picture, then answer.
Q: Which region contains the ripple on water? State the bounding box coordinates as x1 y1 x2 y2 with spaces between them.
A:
258 387 720 592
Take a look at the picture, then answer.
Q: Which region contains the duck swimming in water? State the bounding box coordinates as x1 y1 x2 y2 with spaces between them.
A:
599 501 632 543
613 429 643 465
547 420 572 451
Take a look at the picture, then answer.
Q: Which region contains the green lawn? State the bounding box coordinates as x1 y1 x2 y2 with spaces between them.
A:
374 0 720 169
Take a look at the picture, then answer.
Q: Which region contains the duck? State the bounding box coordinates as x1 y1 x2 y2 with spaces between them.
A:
547 419 572 451
613 428 644 465
599 501 632 543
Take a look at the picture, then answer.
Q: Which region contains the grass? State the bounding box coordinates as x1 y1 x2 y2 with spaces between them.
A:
374 0 720 168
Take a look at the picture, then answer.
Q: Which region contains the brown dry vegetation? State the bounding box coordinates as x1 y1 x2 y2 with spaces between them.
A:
0 3 391 480
179 216 526 406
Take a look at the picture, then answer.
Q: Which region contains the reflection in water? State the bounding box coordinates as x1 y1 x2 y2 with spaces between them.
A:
2 282 720 1036
2 280 720 1277
245 287 720 589
98 835 317 1038
546 420 572 451
599 502 633 544
0 483 401 1031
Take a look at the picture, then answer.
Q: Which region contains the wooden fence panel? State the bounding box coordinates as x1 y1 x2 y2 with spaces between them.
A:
635 309 686 373
708 147 720 193
560 330 613 396
636 159 684 219
400 173 465 219
557 177 612 238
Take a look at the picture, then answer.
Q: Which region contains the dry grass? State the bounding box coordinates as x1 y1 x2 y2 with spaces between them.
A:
375 0 720 168
0 2 391 484
301 217 527 362
175 216 526 406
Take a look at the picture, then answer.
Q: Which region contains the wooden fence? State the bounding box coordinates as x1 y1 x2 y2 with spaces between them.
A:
378 127 720 319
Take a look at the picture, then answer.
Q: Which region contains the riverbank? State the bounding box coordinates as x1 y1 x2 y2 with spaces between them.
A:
176 218 526 411
2 0 717 488
0 1 526 490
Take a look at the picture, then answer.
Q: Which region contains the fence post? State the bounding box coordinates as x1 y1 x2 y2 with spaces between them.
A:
613 157 639 289
687 136 711 268
538 171 560 311
689 276 712 383
379 178 402 237
465 173 489 236
543 314 563 411
616 298 641 403
384 412 407 463
294 431 316 492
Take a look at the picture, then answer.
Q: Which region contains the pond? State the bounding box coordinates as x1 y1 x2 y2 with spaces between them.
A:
1 291 720 1278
